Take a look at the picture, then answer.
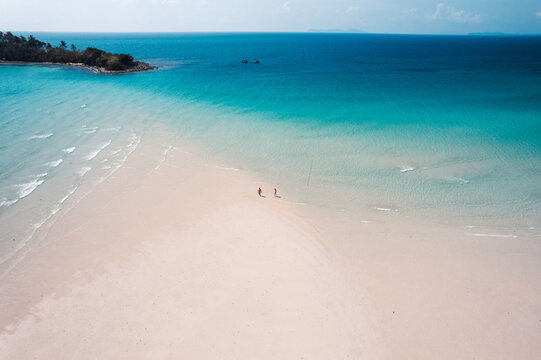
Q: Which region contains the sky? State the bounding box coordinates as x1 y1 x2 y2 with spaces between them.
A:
1 0 540 34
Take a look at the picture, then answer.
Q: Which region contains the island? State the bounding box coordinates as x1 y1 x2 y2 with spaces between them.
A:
0 32 154 74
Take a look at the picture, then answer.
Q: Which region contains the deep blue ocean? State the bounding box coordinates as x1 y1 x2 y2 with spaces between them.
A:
1 33 541 261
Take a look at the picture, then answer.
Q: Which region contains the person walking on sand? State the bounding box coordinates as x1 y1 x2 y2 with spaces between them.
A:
274 188 277 197
258 187 262 197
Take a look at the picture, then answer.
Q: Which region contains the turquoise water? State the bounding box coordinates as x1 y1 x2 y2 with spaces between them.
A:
1 33 541 263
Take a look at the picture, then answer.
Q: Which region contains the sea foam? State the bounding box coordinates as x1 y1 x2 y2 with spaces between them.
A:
85 140 112 161
30 133 53 139
471 233 518 239
17 173 47 199
400 166 415 173
45 159 63 167
78 167 92 177
60 186 78 204
216 166 240 171
0 198 19 208
447 177 470 185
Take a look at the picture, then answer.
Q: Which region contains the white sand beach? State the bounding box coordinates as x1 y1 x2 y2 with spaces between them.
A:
0 133 540 359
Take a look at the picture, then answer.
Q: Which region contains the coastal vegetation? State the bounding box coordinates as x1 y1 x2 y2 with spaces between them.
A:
0 32 152 73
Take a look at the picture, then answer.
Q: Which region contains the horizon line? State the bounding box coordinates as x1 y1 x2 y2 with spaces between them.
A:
4 30 541 37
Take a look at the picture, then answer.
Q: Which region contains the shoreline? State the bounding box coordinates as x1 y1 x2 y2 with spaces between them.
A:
0 132 385 358
0 131 540 359
0 60 155 74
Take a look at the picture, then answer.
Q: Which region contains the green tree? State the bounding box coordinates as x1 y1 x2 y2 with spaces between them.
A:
106 55 123 70
0 33 149 72
118 53 134 66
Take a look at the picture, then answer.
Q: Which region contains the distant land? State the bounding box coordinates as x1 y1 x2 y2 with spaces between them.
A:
468 32 507 36
0 32 153 74
308 29 366 33
468 32 541 36
305 30 540 36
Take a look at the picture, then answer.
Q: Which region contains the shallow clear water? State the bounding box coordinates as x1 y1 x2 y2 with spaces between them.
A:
1 33 541 264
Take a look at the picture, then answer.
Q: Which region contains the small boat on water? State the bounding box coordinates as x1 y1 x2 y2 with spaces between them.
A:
241 59 248 63
253 59 260 64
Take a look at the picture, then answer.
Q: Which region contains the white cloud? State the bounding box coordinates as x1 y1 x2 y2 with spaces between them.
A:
114 0 135 7
401 8 418 16
345 6 360 15
148 0 179 6
428 3 480 23
150 0 179 5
